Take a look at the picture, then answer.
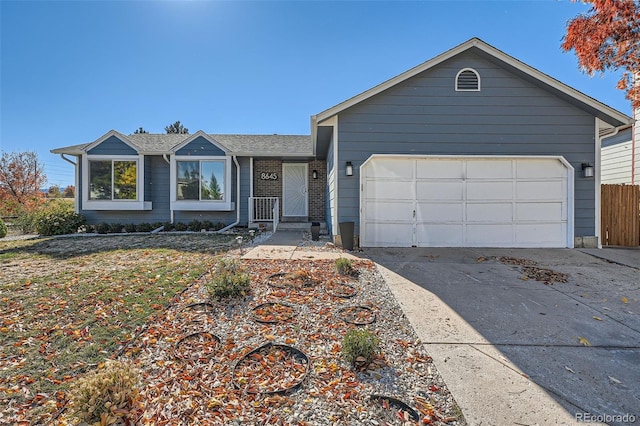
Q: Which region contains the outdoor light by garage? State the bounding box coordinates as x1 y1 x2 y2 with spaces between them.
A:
312 170 318 179
346 162 353 176
582 163 594 178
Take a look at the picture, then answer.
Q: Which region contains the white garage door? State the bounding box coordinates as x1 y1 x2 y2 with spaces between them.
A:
360 156 573 248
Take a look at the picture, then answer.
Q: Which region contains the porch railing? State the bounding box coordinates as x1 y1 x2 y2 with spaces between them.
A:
249 197 280 231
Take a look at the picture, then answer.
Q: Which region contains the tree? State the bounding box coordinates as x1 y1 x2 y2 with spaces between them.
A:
48 185 62 198
0 151 47 205
63 185 76 198
562 0 640 108
133 127 148 134
165 120 189 134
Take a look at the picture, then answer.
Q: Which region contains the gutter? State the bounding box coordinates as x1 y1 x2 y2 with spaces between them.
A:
59 154 77 166
216 156 241 234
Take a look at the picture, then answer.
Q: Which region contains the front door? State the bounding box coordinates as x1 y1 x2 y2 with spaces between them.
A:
282 163 308 217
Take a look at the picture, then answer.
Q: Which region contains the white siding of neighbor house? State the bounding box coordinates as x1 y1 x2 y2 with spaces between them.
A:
602 144 633 184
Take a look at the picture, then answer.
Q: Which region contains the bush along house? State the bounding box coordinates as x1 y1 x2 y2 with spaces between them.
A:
53 38 633 248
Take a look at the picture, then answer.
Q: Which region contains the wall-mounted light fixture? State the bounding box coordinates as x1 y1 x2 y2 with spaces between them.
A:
312 170 318 179
582 163 594 178
346 161 353 176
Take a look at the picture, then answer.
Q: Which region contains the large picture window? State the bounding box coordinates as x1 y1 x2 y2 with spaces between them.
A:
89 160 137 200
177 160 225 201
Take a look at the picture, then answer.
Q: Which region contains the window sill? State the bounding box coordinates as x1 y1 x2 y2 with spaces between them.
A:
83 201 152 211
171 201 235 211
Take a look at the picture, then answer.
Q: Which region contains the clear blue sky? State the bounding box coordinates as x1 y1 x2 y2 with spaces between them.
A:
0 0 632 189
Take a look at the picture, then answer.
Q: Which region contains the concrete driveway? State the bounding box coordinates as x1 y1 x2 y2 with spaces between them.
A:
365 248 640 425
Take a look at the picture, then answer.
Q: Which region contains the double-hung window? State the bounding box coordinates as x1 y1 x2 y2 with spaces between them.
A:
171 156 233 210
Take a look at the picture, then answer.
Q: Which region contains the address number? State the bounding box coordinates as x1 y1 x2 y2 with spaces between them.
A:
260 172 278 180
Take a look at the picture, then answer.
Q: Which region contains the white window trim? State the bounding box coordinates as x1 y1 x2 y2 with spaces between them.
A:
455 67 481 92
170 155 233 211
82 155 151 211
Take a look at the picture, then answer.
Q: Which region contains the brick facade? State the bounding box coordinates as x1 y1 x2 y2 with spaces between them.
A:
253 159 325 222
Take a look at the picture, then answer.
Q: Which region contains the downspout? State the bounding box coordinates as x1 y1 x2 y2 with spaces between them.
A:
59 154 79 212
162 154 173 223
216 156 241 233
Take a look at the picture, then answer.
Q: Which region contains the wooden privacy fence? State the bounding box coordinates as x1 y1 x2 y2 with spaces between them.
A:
601 184 640 247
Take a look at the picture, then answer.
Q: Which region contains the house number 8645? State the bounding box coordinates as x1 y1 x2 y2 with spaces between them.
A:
260 172 278 180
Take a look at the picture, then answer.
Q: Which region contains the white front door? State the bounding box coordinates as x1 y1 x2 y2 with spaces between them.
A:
282 163 308 217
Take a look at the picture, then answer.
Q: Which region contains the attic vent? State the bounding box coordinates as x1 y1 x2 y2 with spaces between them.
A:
456 68 480 91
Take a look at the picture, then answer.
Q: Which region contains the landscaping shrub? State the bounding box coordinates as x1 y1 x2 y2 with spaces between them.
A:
342 328 380 366
67 360 140 425
335 257 356 276
0 218 7 238
124 223 137 233
162 221 174 232
215 222 226 231
108 223 124 233
151 222 164 231
188 220 203 232
31 199 86 236
207 258 251 299
201 220 214 231
95 222 110 234
174 222 188 231
136 222 153 233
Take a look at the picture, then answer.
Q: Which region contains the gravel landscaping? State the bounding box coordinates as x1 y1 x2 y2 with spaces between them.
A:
0 232 465 425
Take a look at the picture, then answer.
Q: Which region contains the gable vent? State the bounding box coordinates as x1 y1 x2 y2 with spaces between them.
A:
456 68 480 91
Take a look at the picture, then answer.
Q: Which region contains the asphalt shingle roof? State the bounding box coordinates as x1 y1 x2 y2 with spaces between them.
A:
51 132 313 156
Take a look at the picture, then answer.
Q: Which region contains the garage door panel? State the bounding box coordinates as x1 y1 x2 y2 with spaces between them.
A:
517 181 564 200
364 200 414 221
363 223 414 247
416 202 463 222
367 159 414 179
466 224 514 245
467 181 513 200
416 181 464 201
416 224 463 246
515 224 566 245
365 180 414 200
467 161 513 179
467 203 512 222
516 159 566 179
416 160 463 179
516 202 564 221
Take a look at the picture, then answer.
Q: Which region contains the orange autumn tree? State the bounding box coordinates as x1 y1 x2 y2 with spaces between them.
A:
562 0 640 108
0 151 47 215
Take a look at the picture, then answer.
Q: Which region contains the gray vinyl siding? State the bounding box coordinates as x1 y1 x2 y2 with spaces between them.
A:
176 136 226 156
87 136 137 155
336 50 597 238
79 155 248 227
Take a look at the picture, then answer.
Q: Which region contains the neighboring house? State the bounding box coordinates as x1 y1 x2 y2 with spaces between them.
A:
53 38 633 248
601 127 636 184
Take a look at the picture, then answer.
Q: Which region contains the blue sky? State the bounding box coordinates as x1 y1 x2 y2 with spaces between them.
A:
0 0 632 188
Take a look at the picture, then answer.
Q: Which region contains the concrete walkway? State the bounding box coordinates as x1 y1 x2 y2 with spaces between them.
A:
579 247 640 270
242 230 359 260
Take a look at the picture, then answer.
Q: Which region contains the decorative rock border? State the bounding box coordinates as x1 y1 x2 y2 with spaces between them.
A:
369 394 420 424
338 305 376 325
266 271 315 291
251 302 296 324
173 331 221 361
233 343 309 394
324 280 357 298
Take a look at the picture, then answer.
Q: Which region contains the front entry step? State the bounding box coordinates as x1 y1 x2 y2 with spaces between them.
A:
276 221 326 231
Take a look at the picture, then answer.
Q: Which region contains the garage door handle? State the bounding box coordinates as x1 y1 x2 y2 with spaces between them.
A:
413 210 416 218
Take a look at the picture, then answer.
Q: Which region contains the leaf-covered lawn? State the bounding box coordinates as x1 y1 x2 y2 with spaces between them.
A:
0 234 234 424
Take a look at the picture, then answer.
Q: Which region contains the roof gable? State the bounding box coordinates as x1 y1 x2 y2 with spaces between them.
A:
85 130 139 155
172 131 229 155
312 38 632 128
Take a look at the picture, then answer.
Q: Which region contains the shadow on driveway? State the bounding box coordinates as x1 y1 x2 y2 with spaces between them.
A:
365 247 640 426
